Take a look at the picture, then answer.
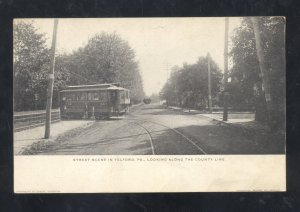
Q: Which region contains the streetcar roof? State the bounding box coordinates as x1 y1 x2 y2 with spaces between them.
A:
106 86 127 90
60 83 129 92
67 83 117 88
60 88 110 92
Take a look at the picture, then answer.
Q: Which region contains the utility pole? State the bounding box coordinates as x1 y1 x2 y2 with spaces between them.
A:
45 19 59 139
165 61 169 81
207 53 212 113
251 17 272 124
223 17 229 121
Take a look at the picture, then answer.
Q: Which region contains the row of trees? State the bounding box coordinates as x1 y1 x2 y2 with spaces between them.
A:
161 17 285 129
13 21 145 111
161 57 222 110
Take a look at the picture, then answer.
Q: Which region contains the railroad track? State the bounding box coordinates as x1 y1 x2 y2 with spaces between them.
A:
129 122 156 155
127 117 207 155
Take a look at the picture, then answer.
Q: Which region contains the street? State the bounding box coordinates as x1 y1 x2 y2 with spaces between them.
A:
12 17 287 197
35 103 285 155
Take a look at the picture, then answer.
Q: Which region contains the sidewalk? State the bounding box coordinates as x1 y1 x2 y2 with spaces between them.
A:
199 112 255 124
14 120 94 155
168 106 271 134
198 112 272 135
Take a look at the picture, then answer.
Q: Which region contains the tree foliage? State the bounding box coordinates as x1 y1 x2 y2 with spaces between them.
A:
229 17 285 128
161 57 222 110
62 32 144 103
13 21 49 111
13 22 145 111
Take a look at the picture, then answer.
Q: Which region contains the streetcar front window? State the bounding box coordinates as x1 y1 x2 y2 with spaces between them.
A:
120 91 125 100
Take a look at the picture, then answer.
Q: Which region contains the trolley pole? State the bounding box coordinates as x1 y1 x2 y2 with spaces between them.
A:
223 17 229 121
45 19 59 139
207 52 212 113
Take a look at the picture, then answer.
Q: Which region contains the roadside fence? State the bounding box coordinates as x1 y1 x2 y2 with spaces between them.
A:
14 109 60 132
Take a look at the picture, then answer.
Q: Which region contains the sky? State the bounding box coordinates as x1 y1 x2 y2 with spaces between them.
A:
16 18 242 96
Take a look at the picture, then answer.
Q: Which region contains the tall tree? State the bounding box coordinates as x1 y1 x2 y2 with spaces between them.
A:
13 21 49 111
229 17 285 129
161 57 222 110
66 32 144 103
14 21 73 111
251 17 272 124
14 23 145 110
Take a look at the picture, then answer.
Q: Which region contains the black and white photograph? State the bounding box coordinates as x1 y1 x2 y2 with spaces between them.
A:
13 17 285 156
13 17 286 193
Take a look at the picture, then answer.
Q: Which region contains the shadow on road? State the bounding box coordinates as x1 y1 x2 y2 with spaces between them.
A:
139 104 163 110
138 104 205 116
141 109 185 116
152 124 285 155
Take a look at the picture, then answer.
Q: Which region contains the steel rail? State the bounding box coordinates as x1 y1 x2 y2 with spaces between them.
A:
128 117 207 154
129 121 156 155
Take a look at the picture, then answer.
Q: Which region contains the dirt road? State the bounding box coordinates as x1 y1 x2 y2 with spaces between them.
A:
36 103 285 155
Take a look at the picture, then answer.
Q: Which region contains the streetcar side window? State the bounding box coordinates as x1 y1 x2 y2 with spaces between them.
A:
99 91 107 101
65 94 69 100
79 92 86 100
93 92 99 100
71 94 76 100
88 92 92 100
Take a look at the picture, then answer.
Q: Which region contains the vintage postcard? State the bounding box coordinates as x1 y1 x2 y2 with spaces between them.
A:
13 17 286 193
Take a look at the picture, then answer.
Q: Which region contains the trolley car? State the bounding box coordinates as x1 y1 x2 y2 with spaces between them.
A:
59 83 130 119
143 98 151 104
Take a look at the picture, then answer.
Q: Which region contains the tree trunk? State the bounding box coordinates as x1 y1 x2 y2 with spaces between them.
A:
255 92 268 123
251 17 273 127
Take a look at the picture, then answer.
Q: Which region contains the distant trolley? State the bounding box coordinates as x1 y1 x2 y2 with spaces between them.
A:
143 98 151 104
59 83 130 119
